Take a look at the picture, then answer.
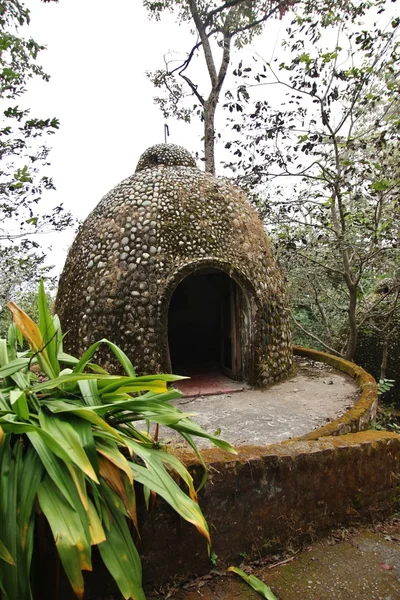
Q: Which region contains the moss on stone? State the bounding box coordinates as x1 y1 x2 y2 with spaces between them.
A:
292 346 378 440
56 144 293 385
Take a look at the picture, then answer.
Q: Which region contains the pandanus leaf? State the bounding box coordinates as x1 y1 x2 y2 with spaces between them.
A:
99 377 168 396
0 339 9 367
6 302 56 380
78 379 101 407
97 485 145 600
37 477 92 600
132 461 210 545
72 339 137 377
169 416 237 454
28 431 87 511
17 446 44 552
39 399 124 443
0 358 30 378
126 439 211 547
72 416 100 477
14 446 44 600
58 352 109 374
37 280 60 377
228 567 279 600
0 541 14 565
0 437 27 600
9 390 29 421
38 411 99 483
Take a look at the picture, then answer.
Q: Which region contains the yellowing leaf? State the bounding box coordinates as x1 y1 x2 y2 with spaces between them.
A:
98 455 138 530
6 301 56 379
87 498 106 545
6 301 44 354
97 441 133 485
0 540 15 565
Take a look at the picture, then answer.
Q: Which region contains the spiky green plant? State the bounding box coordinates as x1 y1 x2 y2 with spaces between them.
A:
0 282 235 600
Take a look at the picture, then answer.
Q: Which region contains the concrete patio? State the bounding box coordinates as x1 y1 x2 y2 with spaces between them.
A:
162 357 359 448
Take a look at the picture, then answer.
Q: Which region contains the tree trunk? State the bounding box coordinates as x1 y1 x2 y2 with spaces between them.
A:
204 96 217 175
380 335 389 381
345 285 358 361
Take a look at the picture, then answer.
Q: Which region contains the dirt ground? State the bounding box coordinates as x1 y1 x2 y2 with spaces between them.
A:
159 357 359 448
147 517 400 600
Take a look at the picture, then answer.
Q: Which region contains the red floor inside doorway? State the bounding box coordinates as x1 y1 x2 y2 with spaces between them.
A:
173 367 245 398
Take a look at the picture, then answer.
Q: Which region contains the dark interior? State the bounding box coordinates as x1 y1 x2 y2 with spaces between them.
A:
168 269 235 376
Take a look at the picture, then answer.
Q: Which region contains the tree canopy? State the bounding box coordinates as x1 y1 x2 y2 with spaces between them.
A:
146 0 382 174
0 0 73 304
145 0 297 173
224 0 399 361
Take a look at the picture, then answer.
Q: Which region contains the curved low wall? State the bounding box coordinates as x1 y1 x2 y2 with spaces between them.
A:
51 430 400 599
135 349 388 587
137 431 400 587
293 345 379 439
50 349 396 599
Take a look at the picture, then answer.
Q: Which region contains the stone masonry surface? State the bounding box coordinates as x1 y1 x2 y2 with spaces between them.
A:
56 144 293 385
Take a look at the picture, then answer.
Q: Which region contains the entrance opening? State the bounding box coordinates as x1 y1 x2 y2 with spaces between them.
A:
168 269 242 380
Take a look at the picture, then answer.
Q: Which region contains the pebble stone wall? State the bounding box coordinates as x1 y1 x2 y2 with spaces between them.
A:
56 144 293 385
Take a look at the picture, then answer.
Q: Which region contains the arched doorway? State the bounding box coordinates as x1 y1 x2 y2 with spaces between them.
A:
167 268 243 379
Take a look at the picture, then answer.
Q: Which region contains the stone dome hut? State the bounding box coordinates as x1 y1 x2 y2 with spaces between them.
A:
56 144 292 386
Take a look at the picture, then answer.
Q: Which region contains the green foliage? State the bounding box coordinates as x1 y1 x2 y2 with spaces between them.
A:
0 0 74 293
291 306 324 349
210 549 218 566
144 0 291 41
228 566 279 599
225 0 400 360
0 283 236 599
377 378 395 395
0 284 55 339
145 0 296 172
372 404 400 433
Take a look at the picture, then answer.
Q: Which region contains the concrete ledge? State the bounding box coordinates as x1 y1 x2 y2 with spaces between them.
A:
293 345 378 439
50 350 390 598
49 431 400 599
140 431 400 586
139 350 384 586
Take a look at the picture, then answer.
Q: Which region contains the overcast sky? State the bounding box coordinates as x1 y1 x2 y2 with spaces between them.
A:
23 0 201 273
15 1 394 279
21 1 331 277
22 1 288 276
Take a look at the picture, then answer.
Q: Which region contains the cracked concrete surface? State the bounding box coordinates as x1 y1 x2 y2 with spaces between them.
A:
159 359 359 448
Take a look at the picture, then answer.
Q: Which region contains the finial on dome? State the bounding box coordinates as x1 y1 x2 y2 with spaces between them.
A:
135 143 196 172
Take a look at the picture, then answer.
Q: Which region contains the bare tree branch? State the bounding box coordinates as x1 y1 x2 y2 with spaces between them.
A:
291 312 344 356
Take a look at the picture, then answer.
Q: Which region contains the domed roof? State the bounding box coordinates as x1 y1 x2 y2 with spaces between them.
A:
136 143 196 172
56 144 292 384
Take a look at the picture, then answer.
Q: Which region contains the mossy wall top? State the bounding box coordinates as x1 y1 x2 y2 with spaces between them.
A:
56 144 292 384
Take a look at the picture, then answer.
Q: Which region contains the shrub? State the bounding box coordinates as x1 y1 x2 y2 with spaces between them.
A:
0 282 235 599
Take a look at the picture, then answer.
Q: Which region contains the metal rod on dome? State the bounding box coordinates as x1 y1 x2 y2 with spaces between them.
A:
164 124 169 144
